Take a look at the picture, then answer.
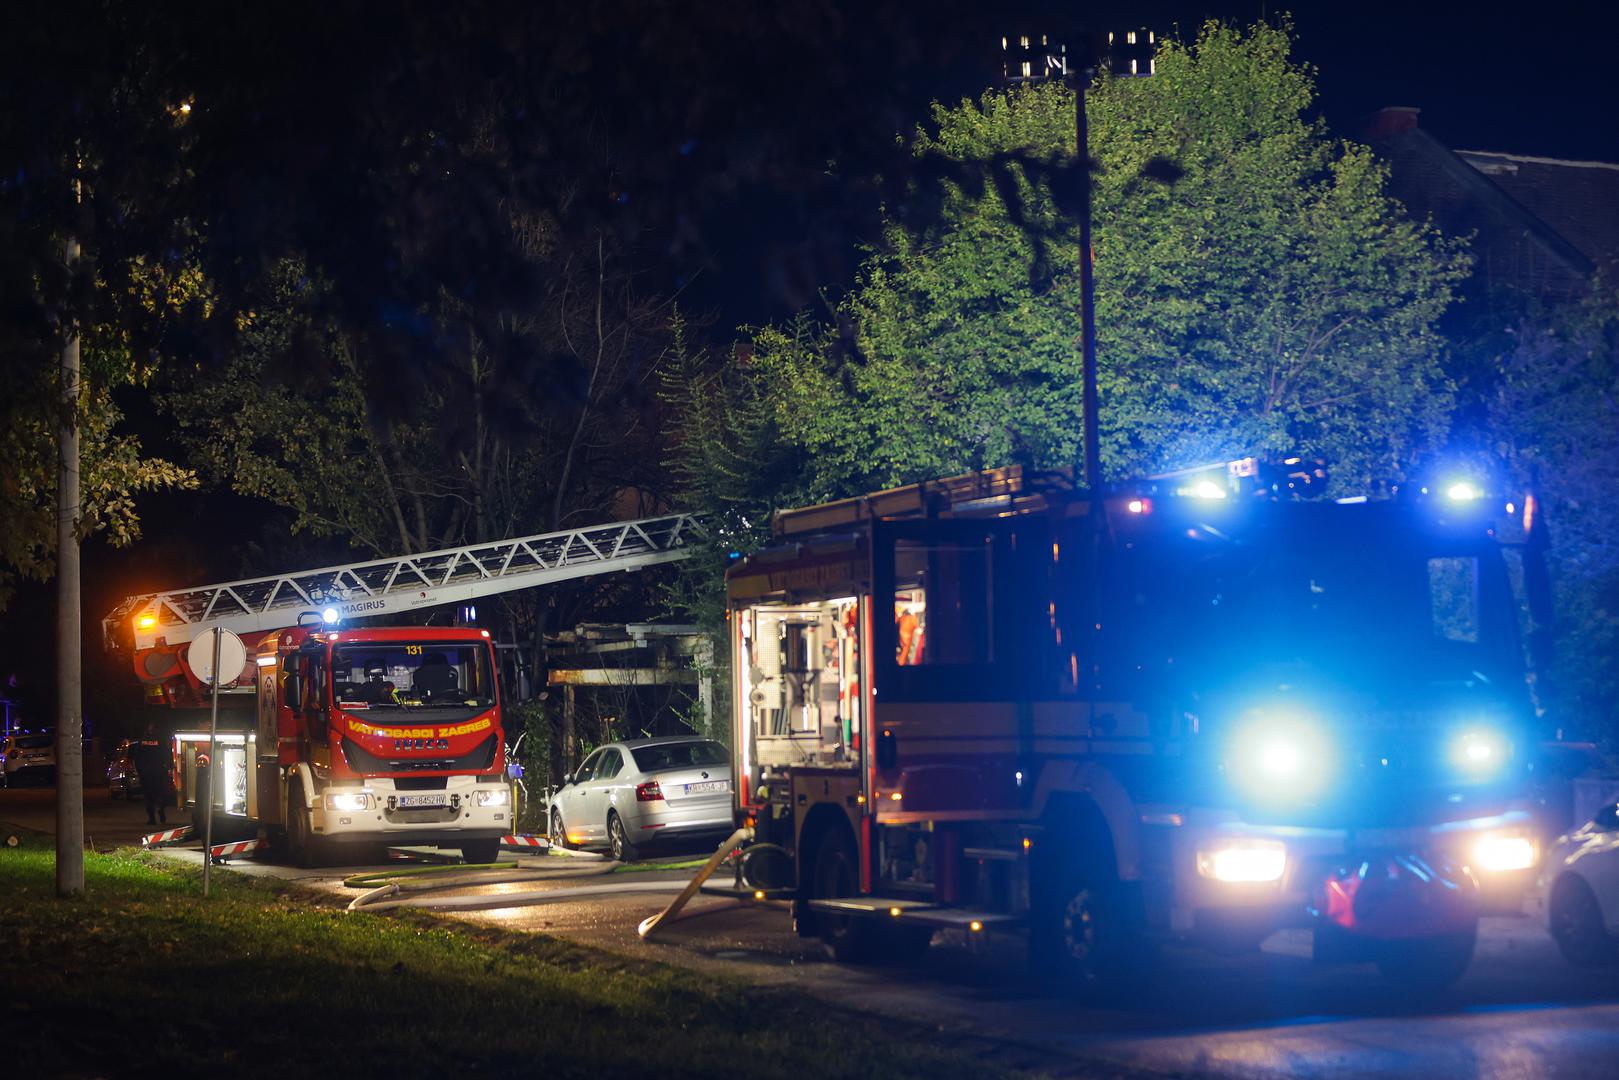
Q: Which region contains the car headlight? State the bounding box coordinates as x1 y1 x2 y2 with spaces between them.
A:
324 791 373 812
1450 728 1512 778
1227 714 1334 803
475 787 511 807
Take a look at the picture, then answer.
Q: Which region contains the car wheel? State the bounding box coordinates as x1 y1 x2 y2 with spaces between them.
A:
608 812 639 862
1375 924 1477 989
1550 875 1619 968
551 808 574 850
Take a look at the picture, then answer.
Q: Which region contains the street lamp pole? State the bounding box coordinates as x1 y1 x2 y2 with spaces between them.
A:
1072 57 1102 492
1001 28 1155 492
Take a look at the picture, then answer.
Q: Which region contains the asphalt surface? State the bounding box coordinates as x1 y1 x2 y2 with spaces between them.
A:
8 785 1619 1078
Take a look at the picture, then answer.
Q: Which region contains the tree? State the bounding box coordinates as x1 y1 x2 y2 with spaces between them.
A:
737 20 1469 501
0 0 200 896
1483 286 1619 750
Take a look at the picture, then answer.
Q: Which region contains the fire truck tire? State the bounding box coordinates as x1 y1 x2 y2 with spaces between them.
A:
287 780 327 869
461 839 500 865
551 808 575 850
607 812 639 862
1031 855 1150 991
1375 924 1477 989
811 828 886 964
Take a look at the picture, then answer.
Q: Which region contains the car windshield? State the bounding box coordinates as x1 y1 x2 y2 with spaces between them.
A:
12 735 52 749
330 642 495 721
629 740 728 771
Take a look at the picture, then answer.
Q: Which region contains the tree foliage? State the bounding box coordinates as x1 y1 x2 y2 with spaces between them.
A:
1483 286 1619 747
0 6 199 608
725 21 1468 504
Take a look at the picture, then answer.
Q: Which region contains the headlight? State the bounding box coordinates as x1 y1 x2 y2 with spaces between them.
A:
1227 714 1334 803
1472 831 1536 873
1450 728 1512 777
1198 840 1287 883
324 791 372 812
475 787 511 807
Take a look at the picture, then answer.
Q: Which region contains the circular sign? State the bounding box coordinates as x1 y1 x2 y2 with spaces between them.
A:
189 627 248 686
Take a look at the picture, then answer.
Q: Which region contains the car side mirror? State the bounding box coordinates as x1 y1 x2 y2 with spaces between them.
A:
561 771 574 786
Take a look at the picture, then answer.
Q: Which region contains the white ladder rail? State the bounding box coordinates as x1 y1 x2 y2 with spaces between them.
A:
105 513 705 652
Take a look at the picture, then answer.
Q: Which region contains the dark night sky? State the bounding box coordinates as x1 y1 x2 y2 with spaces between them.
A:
4 1 1618 730
1123 2 1619 162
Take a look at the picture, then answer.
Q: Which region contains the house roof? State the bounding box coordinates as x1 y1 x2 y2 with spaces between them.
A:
1366 107 1615 299
1451 150 1619 276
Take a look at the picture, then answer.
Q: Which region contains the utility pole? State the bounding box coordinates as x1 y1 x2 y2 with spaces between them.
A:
1000 28 1156 492
57 225 84 897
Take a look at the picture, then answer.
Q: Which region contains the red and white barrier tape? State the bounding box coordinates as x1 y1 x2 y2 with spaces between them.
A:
141 825 194 847
501 834 547 849
209 838 268 860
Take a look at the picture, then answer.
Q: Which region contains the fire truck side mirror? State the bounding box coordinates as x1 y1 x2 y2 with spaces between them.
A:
876 728 897 772
283 670 300 708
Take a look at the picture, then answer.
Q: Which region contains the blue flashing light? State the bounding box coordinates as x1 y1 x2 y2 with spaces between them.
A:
1446 481 1483 502
1227 712 1334 804
1175 478 1227 500
1450 728 1511 778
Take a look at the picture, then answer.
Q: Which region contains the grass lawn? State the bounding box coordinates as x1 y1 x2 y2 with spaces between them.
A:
0 828 1017 1078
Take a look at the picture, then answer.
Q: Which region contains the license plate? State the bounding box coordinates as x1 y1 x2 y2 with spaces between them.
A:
397 794 447 809
684 780 728 795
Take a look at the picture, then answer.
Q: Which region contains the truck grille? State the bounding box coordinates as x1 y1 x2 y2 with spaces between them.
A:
341 735 496 775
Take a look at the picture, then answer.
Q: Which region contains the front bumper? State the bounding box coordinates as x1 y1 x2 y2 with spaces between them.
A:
1169 808 1534 944
308 775 512 844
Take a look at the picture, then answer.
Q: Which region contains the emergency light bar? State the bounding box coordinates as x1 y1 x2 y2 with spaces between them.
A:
1135 456 1329 501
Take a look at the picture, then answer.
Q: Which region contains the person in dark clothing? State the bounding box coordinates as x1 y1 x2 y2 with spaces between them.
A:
133 724 173 826
362 663 398 706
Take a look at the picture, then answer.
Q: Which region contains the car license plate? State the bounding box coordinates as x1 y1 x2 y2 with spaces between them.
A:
397 794 447 809
684 780 728 795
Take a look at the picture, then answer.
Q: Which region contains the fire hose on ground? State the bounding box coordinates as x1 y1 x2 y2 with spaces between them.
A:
343 827 757 928
637 826 753 940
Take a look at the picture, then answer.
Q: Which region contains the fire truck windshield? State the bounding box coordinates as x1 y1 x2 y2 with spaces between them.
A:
1108 521 1525 693
329 642 495 720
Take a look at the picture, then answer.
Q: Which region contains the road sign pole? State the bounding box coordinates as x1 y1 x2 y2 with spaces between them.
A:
203 626 222 898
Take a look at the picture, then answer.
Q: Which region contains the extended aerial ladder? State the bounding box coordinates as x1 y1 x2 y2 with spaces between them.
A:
104 513 704 677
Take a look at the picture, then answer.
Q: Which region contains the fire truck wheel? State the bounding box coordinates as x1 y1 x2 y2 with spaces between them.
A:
608 812 639 862
1375 924 1478 990
287 780 326 869
811 828 884 963
461 839 500 865
551 808 575 850
1032 861 1149 991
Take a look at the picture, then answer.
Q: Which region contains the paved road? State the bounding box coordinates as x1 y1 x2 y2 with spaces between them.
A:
9 786 1619 1077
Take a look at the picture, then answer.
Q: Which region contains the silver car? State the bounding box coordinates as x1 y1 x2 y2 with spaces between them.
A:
1531 798 1619 967
549 737 732 861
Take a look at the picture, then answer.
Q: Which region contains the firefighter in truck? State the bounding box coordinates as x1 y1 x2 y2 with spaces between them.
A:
709 459 1551 990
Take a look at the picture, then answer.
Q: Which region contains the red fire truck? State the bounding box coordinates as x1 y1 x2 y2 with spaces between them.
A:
170 623 512 866
714 460 1550 987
